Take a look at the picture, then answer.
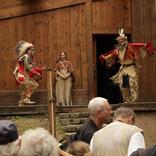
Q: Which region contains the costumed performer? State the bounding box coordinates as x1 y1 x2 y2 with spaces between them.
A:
99 29 154 103
13 40 44 106
55 51 74 106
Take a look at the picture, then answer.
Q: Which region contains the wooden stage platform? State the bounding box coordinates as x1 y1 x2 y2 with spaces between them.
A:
0 102 156 116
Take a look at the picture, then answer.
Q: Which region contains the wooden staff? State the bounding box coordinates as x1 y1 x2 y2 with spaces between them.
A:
47 67 56 136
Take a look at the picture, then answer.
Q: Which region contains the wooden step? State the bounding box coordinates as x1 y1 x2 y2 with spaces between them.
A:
62 124 83 133
56 105 88 113
59 117 88 126
58 112 89 119
0 105 47 115
57 102 156 133
56 102 156 113
0 90 47 106
1 102 156 116
117 102 156 111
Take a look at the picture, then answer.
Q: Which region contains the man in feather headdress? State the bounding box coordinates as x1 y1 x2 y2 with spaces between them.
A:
13 41 43 106
99 29 154 103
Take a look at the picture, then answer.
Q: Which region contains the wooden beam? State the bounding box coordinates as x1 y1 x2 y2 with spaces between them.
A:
92 27 132 35
0 0 45 9
47 68 56 136
0 0 88 20
86 1 94 99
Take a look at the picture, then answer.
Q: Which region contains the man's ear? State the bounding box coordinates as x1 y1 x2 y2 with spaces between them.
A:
128 115 135 124
96 110 101 116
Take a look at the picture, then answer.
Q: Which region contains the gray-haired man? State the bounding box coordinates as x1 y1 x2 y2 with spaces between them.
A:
74 97 112 144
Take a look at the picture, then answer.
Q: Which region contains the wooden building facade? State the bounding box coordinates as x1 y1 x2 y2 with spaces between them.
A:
0 0 156 106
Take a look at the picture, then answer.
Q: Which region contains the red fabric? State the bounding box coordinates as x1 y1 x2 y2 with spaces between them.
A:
129 43 146 47
18 77 24 81
146 43 155 55
129 42 155 55
99 42 155 63
18 65 25 74
124 44 140 60
15 65 43 84
15 65 25 84
99 49 118 64
99 55 106 64
29 67 42 77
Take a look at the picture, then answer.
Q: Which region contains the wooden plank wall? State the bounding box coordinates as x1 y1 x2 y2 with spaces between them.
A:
92 0 131 34
1 0 155 105
132 0 156 101
0 0 132 105
0 0 88 105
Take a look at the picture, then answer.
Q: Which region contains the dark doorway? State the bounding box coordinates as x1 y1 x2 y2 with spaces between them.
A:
95 35 123 104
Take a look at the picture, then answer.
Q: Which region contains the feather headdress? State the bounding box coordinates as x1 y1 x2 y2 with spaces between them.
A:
15 40 33 58
116 28 127 42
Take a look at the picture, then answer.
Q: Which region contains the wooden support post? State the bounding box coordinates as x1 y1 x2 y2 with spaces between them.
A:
47 68 56 136
86 1 94 99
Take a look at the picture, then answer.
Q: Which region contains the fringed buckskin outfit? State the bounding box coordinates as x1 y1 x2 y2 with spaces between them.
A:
100 29 154 102
13 41 43 106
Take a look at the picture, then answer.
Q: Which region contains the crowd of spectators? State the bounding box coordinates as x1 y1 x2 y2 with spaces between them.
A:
0 97 155 156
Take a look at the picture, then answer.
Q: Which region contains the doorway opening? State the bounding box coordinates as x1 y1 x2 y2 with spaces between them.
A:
95 35 123 104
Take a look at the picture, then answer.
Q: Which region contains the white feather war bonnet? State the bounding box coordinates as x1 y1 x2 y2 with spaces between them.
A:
15 40 34 58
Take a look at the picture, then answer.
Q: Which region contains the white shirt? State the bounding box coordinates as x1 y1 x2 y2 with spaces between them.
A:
127 132 145 156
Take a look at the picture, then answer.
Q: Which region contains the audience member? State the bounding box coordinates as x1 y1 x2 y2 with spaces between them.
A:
0 120 77 156
0 120 21 156
67 141 94 156
74 97 112 144
18 127 59 156
130 145 156 156
90 107 145 156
